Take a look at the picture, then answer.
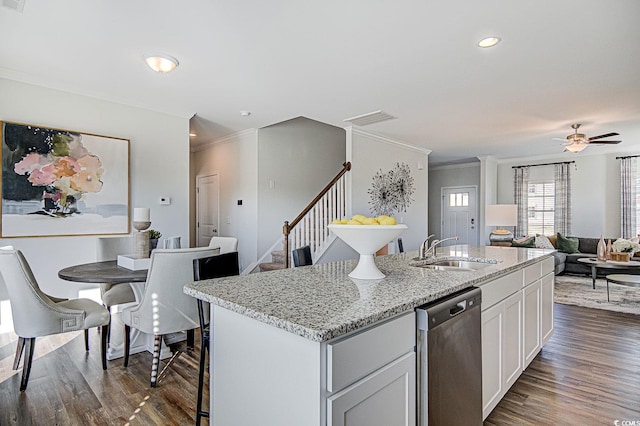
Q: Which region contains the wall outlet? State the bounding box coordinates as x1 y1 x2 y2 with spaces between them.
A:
160 196 171 205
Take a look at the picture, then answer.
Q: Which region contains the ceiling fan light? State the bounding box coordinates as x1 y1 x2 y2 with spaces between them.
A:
564 143 587 153
144 54 179 73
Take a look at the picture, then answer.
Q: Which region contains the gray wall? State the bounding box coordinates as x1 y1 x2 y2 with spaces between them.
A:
257 117 346 255
496 153 625 238
349 129 429 254
428 163 481 240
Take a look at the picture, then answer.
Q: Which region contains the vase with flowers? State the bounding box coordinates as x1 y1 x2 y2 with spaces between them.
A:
610 239 640 262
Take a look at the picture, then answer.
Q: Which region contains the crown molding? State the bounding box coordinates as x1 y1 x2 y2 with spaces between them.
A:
430 161 481 171
190 128 257 152
348 127 432 155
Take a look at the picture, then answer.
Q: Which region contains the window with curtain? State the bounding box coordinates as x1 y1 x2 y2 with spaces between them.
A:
527 180 555 235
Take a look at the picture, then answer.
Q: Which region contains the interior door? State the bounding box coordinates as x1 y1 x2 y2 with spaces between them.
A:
441 186 478 245
196 173 219 247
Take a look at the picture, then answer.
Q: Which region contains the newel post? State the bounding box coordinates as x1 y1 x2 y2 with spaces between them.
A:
283 221 290 268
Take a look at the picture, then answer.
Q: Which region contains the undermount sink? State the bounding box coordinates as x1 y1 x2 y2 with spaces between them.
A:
411 258 496 272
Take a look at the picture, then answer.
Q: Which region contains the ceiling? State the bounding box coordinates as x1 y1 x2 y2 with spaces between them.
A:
1 0 639 165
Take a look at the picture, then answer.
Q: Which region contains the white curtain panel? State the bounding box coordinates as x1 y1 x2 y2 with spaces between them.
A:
513 167 529 237
620 157 637 238
554 163 572 236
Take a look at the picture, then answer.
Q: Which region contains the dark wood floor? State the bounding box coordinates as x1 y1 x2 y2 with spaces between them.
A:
1 303 639 425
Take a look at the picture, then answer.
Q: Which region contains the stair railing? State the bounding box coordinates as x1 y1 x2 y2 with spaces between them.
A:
283 162 351 268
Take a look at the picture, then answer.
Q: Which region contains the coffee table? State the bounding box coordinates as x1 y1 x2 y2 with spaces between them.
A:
577 258 640 289
605 274 640 302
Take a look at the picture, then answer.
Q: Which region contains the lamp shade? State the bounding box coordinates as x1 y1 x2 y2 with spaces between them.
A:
485 204 517 227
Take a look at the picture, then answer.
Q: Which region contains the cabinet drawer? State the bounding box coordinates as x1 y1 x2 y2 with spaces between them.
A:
523 263 540 286
541 257 554 276
326 312 415 393
479 270 522 310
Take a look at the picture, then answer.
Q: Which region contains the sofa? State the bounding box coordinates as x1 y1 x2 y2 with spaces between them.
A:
552 236 640 276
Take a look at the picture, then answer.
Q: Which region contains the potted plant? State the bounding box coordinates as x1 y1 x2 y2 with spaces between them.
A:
148 229 162 253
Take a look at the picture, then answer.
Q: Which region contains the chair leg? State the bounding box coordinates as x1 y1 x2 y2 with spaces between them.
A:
101 324 109 370
106 305 112 344
150 335 162 388
187 329 195 350
13 337 26 370
196 335 209 425
84 329 89 351
124 325 131 367
20 337 36 392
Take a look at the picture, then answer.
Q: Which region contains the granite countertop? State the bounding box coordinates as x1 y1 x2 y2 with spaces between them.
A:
184 245 553 343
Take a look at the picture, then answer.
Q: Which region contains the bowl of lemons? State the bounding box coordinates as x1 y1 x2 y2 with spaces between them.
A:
328 214 407 279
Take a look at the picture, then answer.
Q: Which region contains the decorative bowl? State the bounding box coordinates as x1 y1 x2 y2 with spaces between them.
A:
328 224 408 279
610 252 632 262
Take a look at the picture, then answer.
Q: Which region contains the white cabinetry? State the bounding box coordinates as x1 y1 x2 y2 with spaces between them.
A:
522 279 541 367
211 306 415 426
479 256 554 420
326 312 416 426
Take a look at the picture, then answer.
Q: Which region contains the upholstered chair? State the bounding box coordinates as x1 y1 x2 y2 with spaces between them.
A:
121 247 219 387
208 236 238 254
192 251 240 425
0 247 110 391
96 236 136 312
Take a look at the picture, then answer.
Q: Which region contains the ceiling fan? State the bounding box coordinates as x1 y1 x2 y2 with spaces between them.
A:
554 123 621 153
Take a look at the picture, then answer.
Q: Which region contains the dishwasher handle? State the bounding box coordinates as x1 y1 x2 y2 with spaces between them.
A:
449 300 466 317
416 287 482 330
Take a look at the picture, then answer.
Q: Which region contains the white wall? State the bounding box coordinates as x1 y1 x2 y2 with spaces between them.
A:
428 162 481 240
347 128 430 253
191 130 259 272
0 78 190 303
496 152 630 237
257 117 345 256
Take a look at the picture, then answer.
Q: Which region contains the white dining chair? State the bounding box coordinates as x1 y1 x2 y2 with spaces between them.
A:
208 236 238 254
96 236 136 312
121 247 219 387
0 247 111 391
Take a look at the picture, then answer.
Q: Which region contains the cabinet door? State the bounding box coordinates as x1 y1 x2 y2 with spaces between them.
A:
540 272 554 344
327 352 415 426
523 280 541 367
481 301 503 419
502 290 523 389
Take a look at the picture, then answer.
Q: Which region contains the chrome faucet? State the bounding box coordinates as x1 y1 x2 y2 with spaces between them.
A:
419 234 435 260
420 236 459 259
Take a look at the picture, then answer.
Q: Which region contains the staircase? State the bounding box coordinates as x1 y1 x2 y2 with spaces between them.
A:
259 249 286 272
257 162 351 272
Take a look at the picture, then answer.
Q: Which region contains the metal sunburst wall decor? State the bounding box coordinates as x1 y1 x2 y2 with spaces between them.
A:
368 162 415 216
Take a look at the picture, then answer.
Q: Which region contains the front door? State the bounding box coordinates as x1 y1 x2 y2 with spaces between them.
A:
196 173 219 247
441 186 478 246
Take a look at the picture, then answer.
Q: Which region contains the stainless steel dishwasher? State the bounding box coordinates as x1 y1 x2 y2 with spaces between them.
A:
416 287 482 425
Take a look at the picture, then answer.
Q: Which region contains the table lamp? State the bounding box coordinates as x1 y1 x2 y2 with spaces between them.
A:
132 207 151 258
486 204 517 245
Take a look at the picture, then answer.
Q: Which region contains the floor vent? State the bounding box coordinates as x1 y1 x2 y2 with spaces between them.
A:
343 110 396 126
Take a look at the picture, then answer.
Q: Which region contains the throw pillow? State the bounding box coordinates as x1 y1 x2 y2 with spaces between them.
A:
556 233 579 253
535 235 555 249
547 234 558 248
511 236 535 248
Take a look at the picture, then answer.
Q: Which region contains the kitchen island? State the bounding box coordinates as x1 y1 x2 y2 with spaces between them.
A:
185 245 554 425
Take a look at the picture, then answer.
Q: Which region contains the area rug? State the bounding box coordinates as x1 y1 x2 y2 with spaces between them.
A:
554 274 640 315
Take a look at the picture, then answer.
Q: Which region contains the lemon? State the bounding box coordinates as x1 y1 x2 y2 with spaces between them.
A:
346 219 362 225
351 214 367 223
362 217 379 225
379 216 397 225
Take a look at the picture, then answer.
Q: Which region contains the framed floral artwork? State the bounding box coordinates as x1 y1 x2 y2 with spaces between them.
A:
1 121 130 237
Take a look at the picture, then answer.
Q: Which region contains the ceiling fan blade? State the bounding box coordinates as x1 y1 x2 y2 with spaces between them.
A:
553 137 568 141
589 140 622 144
588 132 619 141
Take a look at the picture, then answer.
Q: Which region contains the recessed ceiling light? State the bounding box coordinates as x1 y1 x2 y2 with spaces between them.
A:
189 133 196 137
144 53 179 73
240 111 251 116
478 37 501 48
